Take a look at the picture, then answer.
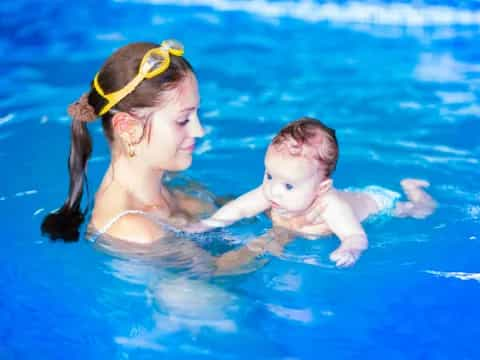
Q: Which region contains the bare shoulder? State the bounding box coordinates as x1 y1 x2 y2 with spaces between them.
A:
323 189 348 210
321 189 367 236
91 183 166 244
105 212 166 244
321 189 358 220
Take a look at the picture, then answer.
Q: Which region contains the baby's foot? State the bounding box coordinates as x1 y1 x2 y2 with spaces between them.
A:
400 178 435 204
401 178 430 190
396 178 437 218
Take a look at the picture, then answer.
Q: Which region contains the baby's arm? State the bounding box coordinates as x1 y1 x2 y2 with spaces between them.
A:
186 186 271 232
322 192 368 267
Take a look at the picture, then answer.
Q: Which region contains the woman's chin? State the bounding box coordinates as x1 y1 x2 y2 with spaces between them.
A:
173 156 193 171
155 154 193 172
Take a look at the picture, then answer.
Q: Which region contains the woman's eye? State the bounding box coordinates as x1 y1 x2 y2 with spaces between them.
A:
266 173 272 180
285 183 294 190
177 118 190 126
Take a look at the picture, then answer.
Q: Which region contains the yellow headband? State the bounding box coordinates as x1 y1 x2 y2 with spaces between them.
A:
93 39 184 116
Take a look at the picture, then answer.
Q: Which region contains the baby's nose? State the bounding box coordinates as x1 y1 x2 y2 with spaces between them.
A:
271 183 283 197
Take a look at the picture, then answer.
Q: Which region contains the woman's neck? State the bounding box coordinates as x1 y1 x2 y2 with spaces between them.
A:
106 157 171 210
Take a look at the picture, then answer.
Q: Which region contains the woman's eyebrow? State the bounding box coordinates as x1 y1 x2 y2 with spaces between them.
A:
179 106 197 113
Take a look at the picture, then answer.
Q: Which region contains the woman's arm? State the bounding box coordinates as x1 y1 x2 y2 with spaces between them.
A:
214 227 294 275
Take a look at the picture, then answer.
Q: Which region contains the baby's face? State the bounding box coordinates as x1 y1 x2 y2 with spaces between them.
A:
262 146 323 214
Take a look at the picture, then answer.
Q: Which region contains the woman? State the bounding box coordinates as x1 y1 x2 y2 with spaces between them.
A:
41 40 215 246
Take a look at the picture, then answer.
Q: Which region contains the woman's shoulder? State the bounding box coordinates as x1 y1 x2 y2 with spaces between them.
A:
106 211 166 244
90 188 165 244
91 209 166 244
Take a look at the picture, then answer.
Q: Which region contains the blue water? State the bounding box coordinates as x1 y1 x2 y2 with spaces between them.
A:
1 0 480 358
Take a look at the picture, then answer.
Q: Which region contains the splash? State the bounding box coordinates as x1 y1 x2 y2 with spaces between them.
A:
425 270 480 282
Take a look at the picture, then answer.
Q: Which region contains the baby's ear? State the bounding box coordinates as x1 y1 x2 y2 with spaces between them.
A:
316 178 333 195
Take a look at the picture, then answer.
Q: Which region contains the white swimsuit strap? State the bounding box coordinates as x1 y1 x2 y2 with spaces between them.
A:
88 210 148 243
87 209 183 243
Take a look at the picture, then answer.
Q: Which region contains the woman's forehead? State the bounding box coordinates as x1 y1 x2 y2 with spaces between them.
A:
155 73 199 111
173 73 199 108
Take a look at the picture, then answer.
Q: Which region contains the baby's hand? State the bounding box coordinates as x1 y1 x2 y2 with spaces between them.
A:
183 218 230 233
183 221 213 233
329 246 364 267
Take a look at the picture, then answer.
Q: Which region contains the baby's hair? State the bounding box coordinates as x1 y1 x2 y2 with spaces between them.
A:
271 117 339 177
41 42 194 242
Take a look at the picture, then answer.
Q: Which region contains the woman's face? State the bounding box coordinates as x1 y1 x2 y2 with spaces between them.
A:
140 72 204 172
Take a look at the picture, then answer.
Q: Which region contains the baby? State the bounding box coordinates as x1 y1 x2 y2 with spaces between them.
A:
187 117 436 267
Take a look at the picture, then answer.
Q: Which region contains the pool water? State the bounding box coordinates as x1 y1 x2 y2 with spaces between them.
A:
1 0 479 359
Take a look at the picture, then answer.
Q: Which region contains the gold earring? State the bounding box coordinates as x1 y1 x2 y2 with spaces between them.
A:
127 143 136 158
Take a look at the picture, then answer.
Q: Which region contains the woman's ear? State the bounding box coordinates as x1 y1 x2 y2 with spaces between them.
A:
316 178 333 195
112 112 144 144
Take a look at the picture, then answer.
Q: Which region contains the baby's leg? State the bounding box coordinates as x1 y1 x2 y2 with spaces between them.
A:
393 179 437 219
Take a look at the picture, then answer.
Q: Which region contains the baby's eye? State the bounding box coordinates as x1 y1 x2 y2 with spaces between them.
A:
285 183 294 190
266 173 272 180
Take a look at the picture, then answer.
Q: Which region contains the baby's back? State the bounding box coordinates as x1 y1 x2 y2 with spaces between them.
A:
337 190 379 222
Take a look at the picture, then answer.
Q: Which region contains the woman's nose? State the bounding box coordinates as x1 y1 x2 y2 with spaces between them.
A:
189 114 205 138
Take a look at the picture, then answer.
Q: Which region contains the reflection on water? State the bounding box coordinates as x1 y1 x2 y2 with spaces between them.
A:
107 255 238 352
96 233 217 278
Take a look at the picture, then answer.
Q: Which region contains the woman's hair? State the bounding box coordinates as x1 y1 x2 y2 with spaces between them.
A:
41 42 194 242
271 117 339 177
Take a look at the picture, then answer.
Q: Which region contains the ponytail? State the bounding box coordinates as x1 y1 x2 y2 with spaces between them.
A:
41 93 96 241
